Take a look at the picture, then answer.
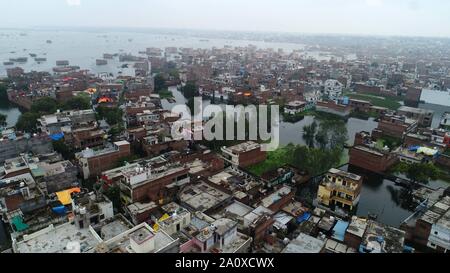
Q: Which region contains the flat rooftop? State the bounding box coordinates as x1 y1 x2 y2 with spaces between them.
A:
15 222 102 253
98 217 134 240
180 182 230 212
328 168 362 181
282 233 325 253
223 141 261 154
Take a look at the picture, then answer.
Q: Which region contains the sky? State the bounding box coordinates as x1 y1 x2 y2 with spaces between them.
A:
0 0 449 37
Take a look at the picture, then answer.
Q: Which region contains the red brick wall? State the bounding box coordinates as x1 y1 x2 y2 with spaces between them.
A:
404 135 429 148
87 144 131 177
268 191 294 212
436 154 450 169
349 146 398 174
238 149 267 168
344 232 363 250
131 168 189 202
377 120 409 139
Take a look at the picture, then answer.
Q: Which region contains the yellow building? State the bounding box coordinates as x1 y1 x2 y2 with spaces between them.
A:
317 168 363 211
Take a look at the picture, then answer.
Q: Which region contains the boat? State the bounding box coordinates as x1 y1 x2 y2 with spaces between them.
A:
29 53 37 57
368 212 378 220
9 57 28 63
46 40 52 44
3 61 13 65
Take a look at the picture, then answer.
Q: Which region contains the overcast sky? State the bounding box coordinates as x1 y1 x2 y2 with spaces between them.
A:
1 0 449 37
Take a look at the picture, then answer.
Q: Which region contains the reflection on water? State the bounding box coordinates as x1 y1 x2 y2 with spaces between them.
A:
344 165 414 227
0 100 22 127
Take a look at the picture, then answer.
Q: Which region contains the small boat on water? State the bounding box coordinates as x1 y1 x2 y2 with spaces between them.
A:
46 40 52 44
9 57 28 63
29 53 37 57
3 61 14 66
368 212 378 220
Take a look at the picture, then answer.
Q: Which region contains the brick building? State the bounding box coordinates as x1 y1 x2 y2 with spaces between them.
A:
77 141 131 179
221 141 267 168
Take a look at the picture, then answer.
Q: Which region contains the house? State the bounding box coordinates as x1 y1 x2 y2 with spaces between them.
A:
397 106 434 128
284 101 307 115
317 168 363 211
76 141 131 179
221 141 267 168
324 79 343 100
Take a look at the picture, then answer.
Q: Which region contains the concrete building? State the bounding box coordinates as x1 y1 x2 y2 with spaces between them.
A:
119 162 189 205
37 109 96 135
0 132 53 164
77 141 131 179
221 141 267 168
360 220 406 253
284 100 307 115
375 114 418 139
317 169 363 211
397 106 434 128
349 131 399 174
95 222 179 253
402 196 450 253
179 181 231 213
157 202 191 235
440 113 450 130
324 79 343 100
282 233 326 253
71 191 114 229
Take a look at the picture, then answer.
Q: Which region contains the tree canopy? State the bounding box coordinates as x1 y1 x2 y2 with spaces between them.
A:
15 112 41 133
30 97 59 114
63 93 91 110
181 81 199 99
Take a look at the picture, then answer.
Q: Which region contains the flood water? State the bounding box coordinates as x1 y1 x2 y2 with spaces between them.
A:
0 100 22 127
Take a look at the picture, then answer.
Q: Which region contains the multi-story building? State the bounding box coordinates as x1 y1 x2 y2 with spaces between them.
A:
119 162 189 205
221 141 267 168
349 132 399 174
401 196 450 253
156 202 191 235
397 106 434 128
317 169 363 211
374 114 418 139
76 141 131 179
284 101 307 115
324 79 343 100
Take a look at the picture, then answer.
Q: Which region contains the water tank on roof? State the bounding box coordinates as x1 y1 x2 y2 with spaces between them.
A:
79 206 86 215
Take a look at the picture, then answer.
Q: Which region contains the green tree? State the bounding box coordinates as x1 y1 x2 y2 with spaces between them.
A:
63 93 91 110
0 113 6 127
97 106 123 125
15 112 41 132
52 139 74 160
406 163 439 185
181 81 199 99
302 122 317 148
30 97 60 114
0 83 8 101
154 74 166 92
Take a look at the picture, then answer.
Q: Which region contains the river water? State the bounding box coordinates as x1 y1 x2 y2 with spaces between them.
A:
1 29 449 244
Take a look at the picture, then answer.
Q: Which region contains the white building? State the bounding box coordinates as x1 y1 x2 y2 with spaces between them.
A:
324 79 343 100
285 101 307 115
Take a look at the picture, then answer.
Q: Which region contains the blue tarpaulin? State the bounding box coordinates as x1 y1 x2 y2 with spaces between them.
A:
332 220 349 242
50 132 64 141
52 206 67 215
409 146 420 151
296 212 311 224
